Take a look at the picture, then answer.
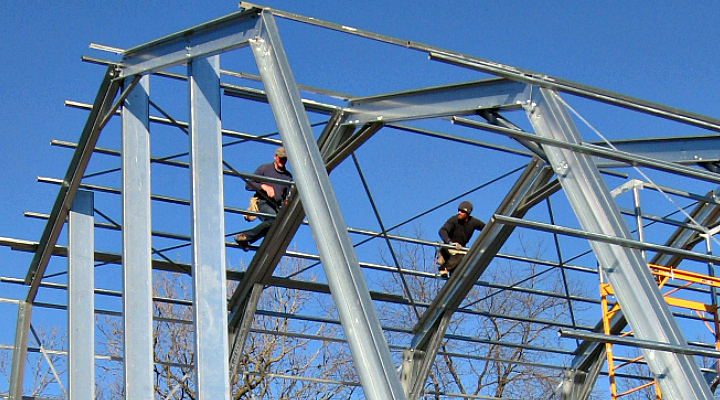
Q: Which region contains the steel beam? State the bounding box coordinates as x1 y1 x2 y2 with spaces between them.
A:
121 75 155 398
67 190 95 399
592 136 720 167
120 9 263 77
528 87 712 400
188 55 230 399
8 301 31 400
250 11 406 400
25 66 121 302
340 78 530 125
402 157 554 400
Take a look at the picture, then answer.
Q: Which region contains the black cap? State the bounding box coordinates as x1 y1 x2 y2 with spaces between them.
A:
458 201 473 215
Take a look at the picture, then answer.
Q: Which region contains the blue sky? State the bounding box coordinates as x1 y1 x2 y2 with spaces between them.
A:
1 0 720 395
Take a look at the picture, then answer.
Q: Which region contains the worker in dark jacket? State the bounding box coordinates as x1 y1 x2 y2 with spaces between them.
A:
234 147 293 250
437 201 485 278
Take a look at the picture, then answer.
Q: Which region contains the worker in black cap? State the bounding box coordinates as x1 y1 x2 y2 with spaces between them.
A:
437 201 485 278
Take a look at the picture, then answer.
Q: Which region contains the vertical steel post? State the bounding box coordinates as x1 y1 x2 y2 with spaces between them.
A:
188 55 230 399
8 301 31 400
528 87 712 400
68 190 95 399
122 75 155 398
632 185 646 260
249 12 406 400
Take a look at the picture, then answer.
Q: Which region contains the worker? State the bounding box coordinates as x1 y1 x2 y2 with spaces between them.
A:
437 200 485 278
234 146 293 250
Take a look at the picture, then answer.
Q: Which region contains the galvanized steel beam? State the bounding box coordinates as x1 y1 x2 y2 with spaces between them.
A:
68 190 95 399
240 1 720 132
340 78 531 125
250 12 406 400
121 75 155 398
8 301 31 400
592 136 720 167
188 55 230 399
528 87 712 400
453 116 720 185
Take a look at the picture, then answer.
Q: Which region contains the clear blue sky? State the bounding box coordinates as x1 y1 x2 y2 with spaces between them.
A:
1 0 720 390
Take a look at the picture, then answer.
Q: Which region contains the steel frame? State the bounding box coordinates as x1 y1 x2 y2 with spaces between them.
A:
3 3 720 400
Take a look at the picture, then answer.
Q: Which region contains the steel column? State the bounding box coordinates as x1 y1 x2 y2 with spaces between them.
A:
121 75 155 398
8 301 31 400
528 87 712 400
68 190 95 399
250 12 406 400
188 55 230 399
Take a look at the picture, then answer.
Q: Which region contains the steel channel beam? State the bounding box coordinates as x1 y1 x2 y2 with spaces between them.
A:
528 87 712 399
8 301 31 400
120 75 155 398
120 9 262 78
67 191 95 399
25 66 121 302
188 55 230 399
403 158 554 400
592 136 720 167
339 78 530 125
250 12 406 400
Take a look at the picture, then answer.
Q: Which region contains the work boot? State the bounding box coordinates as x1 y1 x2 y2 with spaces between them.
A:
234 233 250 251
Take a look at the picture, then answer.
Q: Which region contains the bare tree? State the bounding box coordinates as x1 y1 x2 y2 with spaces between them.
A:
95 257 353 399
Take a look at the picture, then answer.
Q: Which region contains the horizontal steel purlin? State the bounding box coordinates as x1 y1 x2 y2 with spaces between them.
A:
340 78 530 125
120 9 263 78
